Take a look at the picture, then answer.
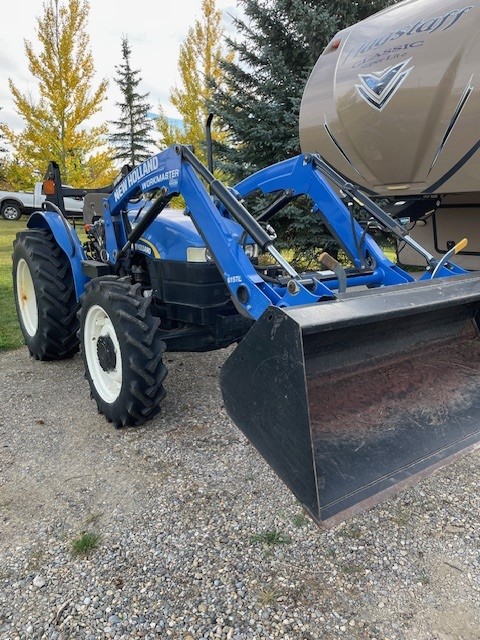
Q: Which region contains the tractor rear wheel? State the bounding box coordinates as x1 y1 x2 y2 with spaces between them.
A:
12 229 80 360
79 277 168 427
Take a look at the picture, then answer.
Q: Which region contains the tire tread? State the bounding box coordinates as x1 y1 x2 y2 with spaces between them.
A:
79 277 168 428
12 229 79 360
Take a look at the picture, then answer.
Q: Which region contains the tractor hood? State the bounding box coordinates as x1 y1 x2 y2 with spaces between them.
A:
300 0 480 196
128 208 247 262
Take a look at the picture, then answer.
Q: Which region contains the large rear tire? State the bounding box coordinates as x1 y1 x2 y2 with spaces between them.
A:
79 277 168 428
12 229 80 360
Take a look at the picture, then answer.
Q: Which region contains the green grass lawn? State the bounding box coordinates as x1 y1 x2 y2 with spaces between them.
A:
382 246 396 263
0 219 27 351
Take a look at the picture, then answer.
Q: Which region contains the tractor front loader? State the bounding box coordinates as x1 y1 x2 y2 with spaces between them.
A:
12 141 480 527
12 0 480 528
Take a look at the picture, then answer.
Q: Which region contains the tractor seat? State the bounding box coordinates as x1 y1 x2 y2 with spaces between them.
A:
83 193 106 224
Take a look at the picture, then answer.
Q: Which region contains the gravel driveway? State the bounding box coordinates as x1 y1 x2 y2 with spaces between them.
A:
0 347 479 640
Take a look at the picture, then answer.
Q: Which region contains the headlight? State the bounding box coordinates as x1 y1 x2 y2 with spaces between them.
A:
186 247 207 262
186 247 215 263
187 244 258 262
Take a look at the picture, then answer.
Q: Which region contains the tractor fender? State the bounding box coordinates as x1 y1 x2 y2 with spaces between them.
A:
27 211 88 300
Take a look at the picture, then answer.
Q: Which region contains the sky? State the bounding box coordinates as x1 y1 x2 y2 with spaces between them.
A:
0 0 241 134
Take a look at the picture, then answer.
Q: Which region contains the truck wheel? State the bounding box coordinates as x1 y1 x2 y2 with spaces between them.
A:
12 229 80 360
79 277 168 428
1 202 22 221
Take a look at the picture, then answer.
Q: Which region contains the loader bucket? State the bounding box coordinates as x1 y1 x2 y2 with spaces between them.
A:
220 274 480 527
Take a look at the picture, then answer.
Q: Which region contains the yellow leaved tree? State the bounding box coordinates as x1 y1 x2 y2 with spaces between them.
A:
157 0 232 168
1 0 116 189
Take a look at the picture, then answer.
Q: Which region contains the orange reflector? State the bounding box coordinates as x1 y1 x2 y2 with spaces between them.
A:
331 39 341 50
42 179 55 195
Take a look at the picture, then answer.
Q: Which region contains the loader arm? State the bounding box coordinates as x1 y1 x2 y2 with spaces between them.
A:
104 144 463 323
104 145 345 320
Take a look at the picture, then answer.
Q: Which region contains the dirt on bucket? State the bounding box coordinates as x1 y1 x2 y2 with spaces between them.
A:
307 321 480 445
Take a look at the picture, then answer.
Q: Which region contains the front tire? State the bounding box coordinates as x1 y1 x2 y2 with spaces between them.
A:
79 277 168 427
12 229 80 359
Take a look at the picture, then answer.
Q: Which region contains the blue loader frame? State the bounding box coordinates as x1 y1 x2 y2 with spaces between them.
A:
28 144 468 323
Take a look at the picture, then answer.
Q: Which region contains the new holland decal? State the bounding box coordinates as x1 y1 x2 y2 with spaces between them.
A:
356 58 413 111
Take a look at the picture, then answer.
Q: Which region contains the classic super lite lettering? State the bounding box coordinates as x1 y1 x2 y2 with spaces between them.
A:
352 41 423 70
343 5 473 64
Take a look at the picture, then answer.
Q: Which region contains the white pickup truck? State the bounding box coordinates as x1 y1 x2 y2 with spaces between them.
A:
0 182 83 221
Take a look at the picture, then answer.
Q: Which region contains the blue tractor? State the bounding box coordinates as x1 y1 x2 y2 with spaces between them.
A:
12 143 480 526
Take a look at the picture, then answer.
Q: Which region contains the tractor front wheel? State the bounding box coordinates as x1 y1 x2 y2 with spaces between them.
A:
79 277 168 427
12 229 79 359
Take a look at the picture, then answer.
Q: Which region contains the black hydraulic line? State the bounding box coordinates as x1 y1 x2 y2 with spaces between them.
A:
254 268 282 285
206 113 214 175
180 145 273 250
349 208 365 267
310 154 409 239
116 189 171 261
255 190 295 223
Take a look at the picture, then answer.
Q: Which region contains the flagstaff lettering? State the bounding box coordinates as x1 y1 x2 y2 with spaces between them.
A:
343 5 473 65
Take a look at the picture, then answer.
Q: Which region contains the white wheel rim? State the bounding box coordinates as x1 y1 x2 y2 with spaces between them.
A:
84 304 122 403
4 205 19 220
16 258 38 337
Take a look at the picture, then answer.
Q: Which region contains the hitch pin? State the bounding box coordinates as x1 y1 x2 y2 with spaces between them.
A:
431 237 468 278
267 245 318 296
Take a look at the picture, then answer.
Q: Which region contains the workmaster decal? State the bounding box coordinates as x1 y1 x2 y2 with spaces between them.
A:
141 169 180 191
356 58 413 111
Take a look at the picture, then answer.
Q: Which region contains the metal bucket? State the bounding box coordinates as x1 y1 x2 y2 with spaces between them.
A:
220 274 480 526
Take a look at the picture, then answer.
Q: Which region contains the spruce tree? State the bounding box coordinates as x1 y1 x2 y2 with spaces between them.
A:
209 0 398 265
210 1 332 178
211 0 398 178
109 36 154 166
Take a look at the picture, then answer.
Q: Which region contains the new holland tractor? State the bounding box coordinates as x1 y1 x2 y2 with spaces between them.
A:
13 0 480 527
